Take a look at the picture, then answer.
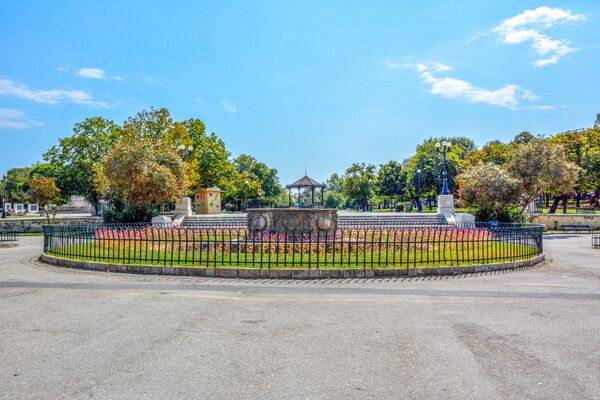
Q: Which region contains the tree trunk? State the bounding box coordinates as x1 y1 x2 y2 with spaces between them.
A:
562 195 568 214
548 196 561 214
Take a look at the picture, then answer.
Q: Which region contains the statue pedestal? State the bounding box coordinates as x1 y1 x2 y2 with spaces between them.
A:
175 197 193 217
437 194 454 216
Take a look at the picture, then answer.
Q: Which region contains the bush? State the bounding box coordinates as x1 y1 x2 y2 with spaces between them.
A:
471 206 525 223
101 197 159 223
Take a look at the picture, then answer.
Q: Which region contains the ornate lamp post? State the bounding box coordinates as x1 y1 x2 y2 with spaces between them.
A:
416 168 422 213
2 175 8 219
243 179 249 212
435 141 452 195
176 144 194 158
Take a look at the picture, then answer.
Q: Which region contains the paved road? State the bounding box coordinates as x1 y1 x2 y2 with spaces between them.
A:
0 235 599 400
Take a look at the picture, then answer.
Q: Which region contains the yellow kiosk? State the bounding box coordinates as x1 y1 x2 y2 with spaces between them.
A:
194 187 222 214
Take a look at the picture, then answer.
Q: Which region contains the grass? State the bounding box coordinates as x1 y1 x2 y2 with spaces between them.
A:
47 241 537 269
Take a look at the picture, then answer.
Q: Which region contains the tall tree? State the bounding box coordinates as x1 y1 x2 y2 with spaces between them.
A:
376 160 405 207
233 154 283 207
512 131 536 144
458 163 521 221
101 138 186 206
342 163 377 209
43 116 122 211
29 176 61 222
183 118 235 193
505 139 579 218
2 167 32 203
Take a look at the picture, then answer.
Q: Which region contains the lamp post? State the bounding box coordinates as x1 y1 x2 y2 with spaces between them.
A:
176 144 194 158
2 175 8 219
416 168 422 213
243 179 249 212
435 141 452 195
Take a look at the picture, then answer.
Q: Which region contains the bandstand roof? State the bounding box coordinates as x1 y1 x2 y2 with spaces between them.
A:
286 175 325 189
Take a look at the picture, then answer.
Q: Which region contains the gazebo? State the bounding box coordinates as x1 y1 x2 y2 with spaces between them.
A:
286 175 325 208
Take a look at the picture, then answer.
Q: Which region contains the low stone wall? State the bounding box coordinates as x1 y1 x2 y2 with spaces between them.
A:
0 216 101 233
40 253 544 279
530 214 600 230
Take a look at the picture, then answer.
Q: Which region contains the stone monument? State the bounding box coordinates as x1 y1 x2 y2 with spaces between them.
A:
175 197 193 217
437 194 454 216
247 208 338 232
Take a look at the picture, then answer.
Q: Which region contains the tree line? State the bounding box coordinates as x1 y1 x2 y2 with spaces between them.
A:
2 109 598 222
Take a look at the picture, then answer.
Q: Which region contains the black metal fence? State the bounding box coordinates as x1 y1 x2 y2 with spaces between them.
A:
43 223 543 269
0 231 18 243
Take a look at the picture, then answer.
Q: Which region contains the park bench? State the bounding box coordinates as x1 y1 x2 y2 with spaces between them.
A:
558 225 594 234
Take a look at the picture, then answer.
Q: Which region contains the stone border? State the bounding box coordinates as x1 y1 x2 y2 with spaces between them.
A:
0 243 19 248
39 253 545 279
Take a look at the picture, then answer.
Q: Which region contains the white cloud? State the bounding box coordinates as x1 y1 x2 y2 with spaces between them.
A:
0 77 110 107
133 73 156 84
386 61 451 72
77 68 107 79
220 101 237 113
77 67 122 80
531 105 554 110
430 62 452 72
0 108 42 129
522 89 539 100
403 63 535 109
56 64 69 71
494 7 585 66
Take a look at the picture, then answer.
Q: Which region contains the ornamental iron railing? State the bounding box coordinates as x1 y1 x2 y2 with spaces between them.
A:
0 231 18 243
43 223 543 269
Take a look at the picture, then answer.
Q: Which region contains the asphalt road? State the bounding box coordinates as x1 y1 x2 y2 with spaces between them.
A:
0 235 599 400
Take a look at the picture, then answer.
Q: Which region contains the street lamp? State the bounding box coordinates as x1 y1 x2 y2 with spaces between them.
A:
176 144 194 158
2 175 7 219
243 179 249 212
416 168 422 213
435 141 452 195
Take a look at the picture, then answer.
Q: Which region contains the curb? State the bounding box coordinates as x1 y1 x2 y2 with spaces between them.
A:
39 253 545 279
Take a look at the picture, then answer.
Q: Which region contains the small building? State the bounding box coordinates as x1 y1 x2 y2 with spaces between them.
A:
13 203 25 214
194 188 222 214
27 204 40 214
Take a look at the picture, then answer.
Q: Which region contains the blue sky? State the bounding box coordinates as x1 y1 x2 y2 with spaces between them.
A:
1 1 599 185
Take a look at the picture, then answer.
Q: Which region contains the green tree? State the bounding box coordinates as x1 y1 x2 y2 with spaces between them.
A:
101 138 186 207
232 154 283 207
376 160 405 207
458 163 521 221
2 167 31 203
43 116 122 212
550 127 600 195
467 140 510 166
506 139 580 218
29 176 61 222
404 136 475 200
183 118 236 193
122 108 178 143
323 173 346 208
512 131 536 144
227 171 263 210
342 163 377 209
